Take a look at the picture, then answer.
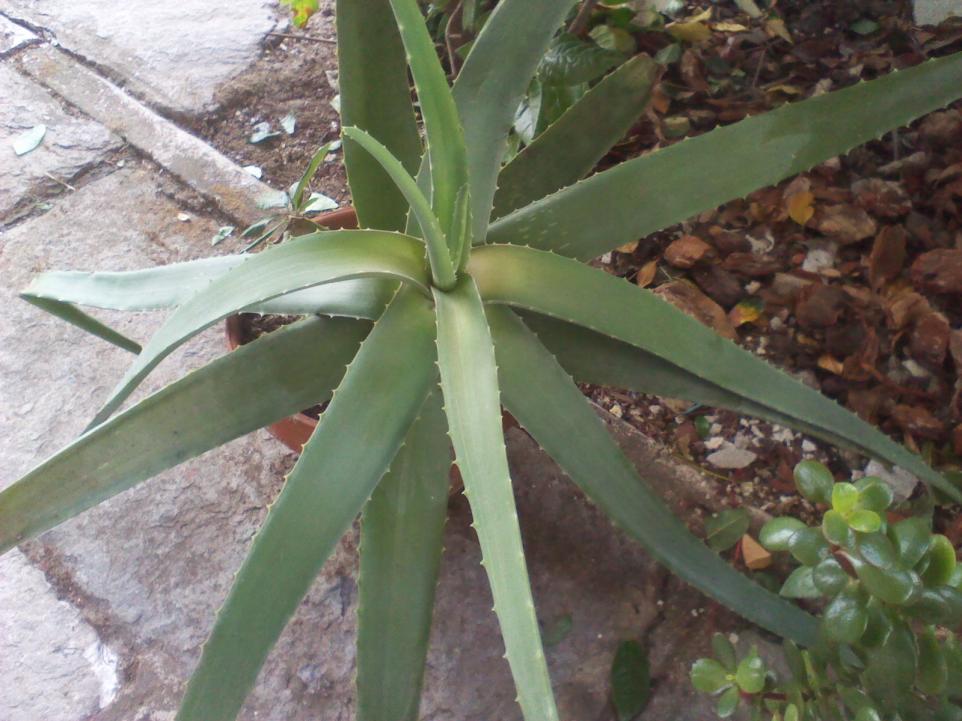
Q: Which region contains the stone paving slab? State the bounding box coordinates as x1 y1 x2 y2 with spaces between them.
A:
17 45 278 225
0 0 278 116
0 63 120 224
1 165 729 719
0 14 35 55
915 0 961 25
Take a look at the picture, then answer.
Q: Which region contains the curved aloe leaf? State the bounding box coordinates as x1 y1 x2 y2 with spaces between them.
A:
25 262 395 321
88 230 430 429
521 312 880 457
487 51 962 259
177 290 437 721
337 0 422 231
291 142 336 211
343 126 455 288
0 315 369 555
22 295 141 353
387 0 468 250
452 0 580 243
434 278 559 721
356 390 450 721
470 244 959 501
493 54 658 219
488 306 818 645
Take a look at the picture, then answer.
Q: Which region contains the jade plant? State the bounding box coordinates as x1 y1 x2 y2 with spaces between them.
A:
6 0 962 718
693 461 962 721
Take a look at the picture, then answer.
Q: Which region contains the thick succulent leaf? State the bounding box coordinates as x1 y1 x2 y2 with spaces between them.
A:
452 0 579 243
470 244 959 501
356 390 450 721
0 315 369 555
520 312 877 457
493 54 658 219
387 0 468 250
22 295 141 353
488 306 817 644
89 230 430 429
337 0 422 230
433 278 559 721
25 261 395 320
177 290 437 721
343 126 455 288
487 51 962 259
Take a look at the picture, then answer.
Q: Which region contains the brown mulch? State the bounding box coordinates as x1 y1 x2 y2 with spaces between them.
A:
579 3 962 515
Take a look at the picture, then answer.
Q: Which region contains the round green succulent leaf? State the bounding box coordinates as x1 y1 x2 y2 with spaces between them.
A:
690 658 730 694
891 516 933 569
856 563 920 606
735 652 766 694
711 633 737 672
790 526 831 566
784 703 800 721
917 626 948 696
823 510 856 548
860 601 893 648
857 532 899 569
832 482 860 516
780 566 821 599
759 516 806 552
854 708 882 721
794 460 834 504
715 685 740 718
856 478 894 513
848 509 882 534
921 534 958 587
813 557 850 596
823 589 868 644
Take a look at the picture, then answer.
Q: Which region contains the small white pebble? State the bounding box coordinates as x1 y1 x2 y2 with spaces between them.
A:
745 281 761 294
610 404 623 418
801 440 816 453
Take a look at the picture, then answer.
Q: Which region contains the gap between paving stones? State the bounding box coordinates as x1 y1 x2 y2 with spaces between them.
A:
14 43 281 227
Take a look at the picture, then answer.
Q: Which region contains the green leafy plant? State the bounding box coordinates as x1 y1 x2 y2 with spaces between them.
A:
231 142 340 252
693 461 962 720
7 0 962 718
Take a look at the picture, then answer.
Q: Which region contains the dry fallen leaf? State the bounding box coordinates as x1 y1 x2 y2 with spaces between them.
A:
812 204 877 244
664 235 713 269
729 297 764 327
741 535 772 570
786 191 815 226
765 17 793 43
713 21 748 32
867 225 906 290
635 259 659 288
616 239 640 253
667 21 712 43
654 280 737 339
817 354 845 375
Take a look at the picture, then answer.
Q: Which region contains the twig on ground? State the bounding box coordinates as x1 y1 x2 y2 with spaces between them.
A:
267 31 336 44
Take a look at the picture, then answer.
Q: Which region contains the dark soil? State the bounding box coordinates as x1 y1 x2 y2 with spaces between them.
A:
190 5 351 205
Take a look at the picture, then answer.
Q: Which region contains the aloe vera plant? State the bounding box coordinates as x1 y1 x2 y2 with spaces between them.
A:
7 0 962 718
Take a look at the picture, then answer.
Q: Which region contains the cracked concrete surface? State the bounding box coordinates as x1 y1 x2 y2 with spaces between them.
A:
0 0 278 116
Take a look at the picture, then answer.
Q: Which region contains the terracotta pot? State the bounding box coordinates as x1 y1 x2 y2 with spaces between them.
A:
225 206 520 455
225 207 358 453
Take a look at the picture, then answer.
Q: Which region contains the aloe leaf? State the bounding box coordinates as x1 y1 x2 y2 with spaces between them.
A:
25 262 395 320
22 295 141 354
337 0 422 230
88 230 430 429
356 390 450 721
0 315 369 555
487 51 962 259
177 290 437 721
387 0 468 247
488 306 817 644
452 0 579 243
518 312 883 459
470 244 959 501
493 54 658 219
434 278 559 721
291 141 335 211
343 126 455 289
